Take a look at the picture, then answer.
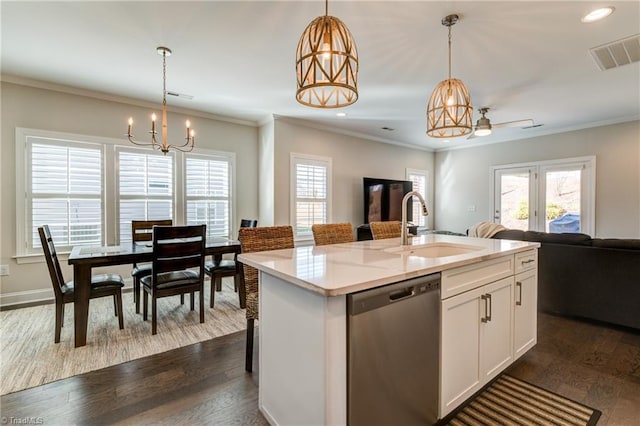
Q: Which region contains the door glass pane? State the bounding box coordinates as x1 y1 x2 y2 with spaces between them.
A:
498 172 530 231
544 169 581 233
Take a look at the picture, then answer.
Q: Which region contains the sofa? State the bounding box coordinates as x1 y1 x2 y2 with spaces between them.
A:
491 229 640 330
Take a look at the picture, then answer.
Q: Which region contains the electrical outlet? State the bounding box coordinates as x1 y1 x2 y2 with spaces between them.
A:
0 264 9 276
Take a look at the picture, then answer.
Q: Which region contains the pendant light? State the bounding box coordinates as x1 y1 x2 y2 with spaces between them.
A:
296 0 359 108
426 14 473 138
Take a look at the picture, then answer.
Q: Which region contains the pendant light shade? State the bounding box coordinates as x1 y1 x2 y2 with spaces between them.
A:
296 1 359 108
426 14 473 138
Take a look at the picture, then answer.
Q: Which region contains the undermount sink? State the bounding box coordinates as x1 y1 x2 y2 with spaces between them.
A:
384 242 484 258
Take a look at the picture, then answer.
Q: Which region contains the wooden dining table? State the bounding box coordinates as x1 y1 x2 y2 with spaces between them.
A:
68 238 241 347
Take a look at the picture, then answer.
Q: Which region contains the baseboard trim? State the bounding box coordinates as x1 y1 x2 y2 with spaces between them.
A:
1 282 134 310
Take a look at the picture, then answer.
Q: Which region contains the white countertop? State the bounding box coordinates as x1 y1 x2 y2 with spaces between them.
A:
238 234 539 296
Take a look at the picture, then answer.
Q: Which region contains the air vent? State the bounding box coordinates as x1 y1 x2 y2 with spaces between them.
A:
590 34 640 70
167 91 194 100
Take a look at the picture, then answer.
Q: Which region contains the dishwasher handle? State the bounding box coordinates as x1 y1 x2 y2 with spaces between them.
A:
348 273 441 316
389 287 414 302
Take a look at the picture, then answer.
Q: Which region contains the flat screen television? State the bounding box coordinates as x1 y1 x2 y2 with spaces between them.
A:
363 177 413 224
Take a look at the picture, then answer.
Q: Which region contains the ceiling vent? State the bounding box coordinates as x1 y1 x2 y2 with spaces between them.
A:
590 34 640 70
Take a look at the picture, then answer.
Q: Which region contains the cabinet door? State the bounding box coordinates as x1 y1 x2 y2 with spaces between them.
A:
440 286 484 417
514 269 538 360
480 276 514 383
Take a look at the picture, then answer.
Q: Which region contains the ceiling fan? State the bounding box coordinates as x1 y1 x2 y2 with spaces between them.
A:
467 107 542 139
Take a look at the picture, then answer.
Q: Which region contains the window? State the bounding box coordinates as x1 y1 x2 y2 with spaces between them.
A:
185 152 235 240
117 147 174 244
27 138 103 252
290 153 332 240
492 157 595 235
16 128 236 257
406 168 429 228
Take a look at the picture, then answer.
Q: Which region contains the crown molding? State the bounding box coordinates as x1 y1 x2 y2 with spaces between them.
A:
1 74 259 128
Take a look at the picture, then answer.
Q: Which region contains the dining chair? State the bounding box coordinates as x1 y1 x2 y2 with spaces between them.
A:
370 221 402 240
38 225 125 343
141 224 206 335
312 223 354 246
205 219 257 309
238 225 294 372
130 219 173 313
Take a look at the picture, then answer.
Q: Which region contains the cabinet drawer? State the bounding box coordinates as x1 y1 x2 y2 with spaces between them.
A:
515 249 537 274
442 255 514 299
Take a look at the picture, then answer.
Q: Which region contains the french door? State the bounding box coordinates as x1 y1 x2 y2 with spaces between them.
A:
493 157 595 235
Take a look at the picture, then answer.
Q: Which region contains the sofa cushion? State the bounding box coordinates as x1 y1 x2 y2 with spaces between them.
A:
523 231 592 246
492 229 527 241
591 238 640 250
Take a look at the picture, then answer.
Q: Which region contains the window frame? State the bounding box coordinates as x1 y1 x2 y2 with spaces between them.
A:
406 168 430 228
183 149 237 240
115 145 176 245
16 127 236 260
290 152 332 242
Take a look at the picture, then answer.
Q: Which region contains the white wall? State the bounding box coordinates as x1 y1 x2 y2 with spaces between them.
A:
272 118 435 229
258 117 275 226
434 120 640 238
0 81 259 305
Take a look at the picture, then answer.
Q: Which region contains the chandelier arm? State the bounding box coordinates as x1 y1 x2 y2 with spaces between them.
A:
165 143 195 153
127 131 158 147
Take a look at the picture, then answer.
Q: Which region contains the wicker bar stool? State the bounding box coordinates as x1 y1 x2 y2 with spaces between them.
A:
369 221 402 239
238 225 294 372
311 223 354 246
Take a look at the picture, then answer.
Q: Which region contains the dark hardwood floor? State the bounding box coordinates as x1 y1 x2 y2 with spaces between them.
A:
2 312 639 425
507 313 640 425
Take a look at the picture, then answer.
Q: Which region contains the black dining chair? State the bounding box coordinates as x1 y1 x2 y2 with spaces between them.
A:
38 225 125 343
130 219 173 314
205 219 257 309
141 224 206 335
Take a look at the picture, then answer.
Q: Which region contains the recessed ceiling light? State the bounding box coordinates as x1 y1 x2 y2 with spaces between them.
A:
581 7 614 23
336 112 347 117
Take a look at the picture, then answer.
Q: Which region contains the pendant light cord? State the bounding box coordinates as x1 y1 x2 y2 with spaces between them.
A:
325 0 328 16
448 24 452 80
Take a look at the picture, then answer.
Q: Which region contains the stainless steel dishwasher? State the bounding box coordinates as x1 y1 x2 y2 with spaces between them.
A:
347 273 440 425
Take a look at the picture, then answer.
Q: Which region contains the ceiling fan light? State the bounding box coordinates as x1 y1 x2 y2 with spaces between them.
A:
474 112 492 136
296 8 359 108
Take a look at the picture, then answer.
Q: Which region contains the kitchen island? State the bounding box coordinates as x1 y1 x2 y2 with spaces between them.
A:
238 234 539 425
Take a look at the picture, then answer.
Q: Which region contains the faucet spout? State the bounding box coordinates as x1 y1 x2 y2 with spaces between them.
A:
401 191 429 245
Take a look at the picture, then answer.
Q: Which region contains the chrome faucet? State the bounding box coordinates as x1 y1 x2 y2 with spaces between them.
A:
401 191 429 245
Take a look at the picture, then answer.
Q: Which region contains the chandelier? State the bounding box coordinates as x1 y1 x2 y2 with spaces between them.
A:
426 14 473 138
296 0 359 108
127 47 195 154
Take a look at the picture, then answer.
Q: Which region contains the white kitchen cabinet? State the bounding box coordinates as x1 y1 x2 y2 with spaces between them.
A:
514 250 538 360
480 277 514 382
440 275 514 417
441 285 483 416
